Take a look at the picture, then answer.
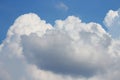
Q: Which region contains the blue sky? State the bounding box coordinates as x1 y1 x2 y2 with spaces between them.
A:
0 0 120 43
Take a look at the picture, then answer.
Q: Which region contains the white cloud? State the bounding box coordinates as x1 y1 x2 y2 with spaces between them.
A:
55 2 69 11
0 11 120 80
104 9 120 38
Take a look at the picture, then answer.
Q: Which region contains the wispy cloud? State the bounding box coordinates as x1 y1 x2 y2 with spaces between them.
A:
55 2 69 11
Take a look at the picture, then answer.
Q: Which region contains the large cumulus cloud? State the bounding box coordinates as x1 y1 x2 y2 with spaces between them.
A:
0 9 120 80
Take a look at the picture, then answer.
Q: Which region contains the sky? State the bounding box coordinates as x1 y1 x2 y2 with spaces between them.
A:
0 0 120 43
0 0 120 80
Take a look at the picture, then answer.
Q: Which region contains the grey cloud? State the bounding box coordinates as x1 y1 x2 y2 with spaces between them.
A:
21 18 112 78
21 32 98 77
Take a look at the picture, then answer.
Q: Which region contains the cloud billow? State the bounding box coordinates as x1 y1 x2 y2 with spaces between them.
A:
0 9 120 80
104 9 120 38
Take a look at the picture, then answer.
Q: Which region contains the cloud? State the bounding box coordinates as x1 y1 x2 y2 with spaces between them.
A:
0 66 11 80
104 9 120 38
0 11 120 80
21 16 112 78
55 2 69 11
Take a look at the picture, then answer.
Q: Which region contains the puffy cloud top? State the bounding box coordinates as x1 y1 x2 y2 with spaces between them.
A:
104 9 120 38
7 13 52 37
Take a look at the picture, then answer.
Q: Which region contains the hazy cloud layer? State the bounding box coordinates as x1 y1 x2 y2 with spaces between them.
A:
0 9 120 80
